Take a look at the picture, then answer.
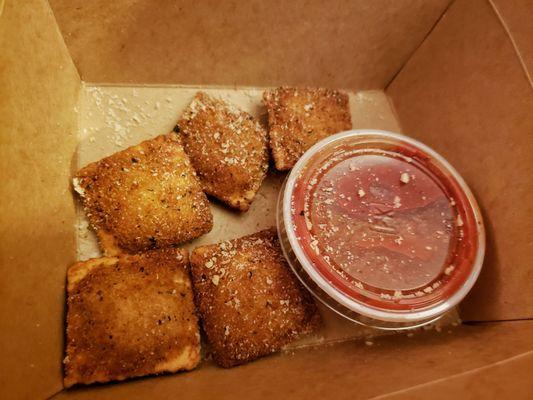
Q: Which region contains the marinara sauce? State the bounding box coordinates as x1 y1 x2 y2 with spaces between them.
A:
279 131 484 327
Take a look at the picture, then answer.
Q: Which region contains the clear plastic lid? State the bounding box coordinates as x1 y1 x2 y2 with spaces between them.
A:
277 130 485 329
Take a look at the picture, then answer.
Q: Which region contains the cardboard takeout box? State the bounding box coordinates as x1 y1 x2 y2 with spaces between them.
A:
1 0 532 398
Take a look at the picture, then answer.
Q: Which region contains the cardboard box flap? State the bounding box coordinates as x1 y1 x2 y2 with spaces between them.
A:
48 0 451 89
52 321 533 400
381 352 533 399
492 0 533 81
386 0 533 321
0 0 80 399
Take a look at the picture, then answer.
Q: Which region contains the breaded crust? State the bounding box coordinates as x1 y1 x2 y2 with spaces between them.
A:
64 248 200 387
190 228 321 367
263 87 352 170
73 133 213 255
177 92 269 211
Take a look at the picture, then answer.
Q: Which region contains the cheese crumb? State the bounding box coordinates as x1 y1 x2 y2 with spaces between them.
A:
358 189 366 198
72 178 85 196
444 265 455 275
456 214 464 227
394 236 404 245
400 172 410 184
212 275 220 285
393 196 402 208
310 239 320 254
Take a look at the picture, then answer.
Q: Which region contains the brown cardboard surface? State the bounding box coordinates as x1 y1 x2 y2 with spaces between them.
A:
53 321 533 400
387 0 533 321
491 0 533 81
0 0 80 399
379 351 533 400
3 0 533 398
48 0 451 89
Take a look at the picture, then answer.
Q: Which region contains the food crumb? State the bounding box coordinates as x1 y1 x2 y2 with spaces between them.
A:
72 178 85 196
393 195 402 208
365 340 374 346
444 265 455 275
400 172 410 184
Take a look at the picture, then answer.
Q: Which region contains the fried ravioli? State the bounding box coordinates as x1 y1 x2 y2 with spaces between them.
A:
263 87 352 170
63 248 200 387
176 92 269 211
73 132 213 255
190 228 320 367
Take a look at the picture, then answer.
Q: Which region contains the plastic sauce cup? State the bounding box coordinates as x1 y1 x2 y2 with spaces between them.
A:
277 130 485 330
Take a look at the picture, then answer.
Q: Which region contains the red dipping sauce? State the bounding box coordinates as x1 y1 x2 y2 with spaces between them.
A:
278 131 484 328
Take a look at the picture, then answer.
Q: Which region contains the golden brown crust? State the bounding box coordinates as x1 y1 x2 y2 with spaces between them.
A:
177 92 269 211
64 248 200 387
263 87 352 170
190 228 321 368
73 133 213 255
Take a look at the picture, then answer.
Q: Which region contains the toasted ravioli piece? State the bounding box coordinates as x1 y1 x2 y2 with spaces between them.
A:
190 228 320 367
177 92 269 211
73 133 213 255
64 248 200 387
263 87 352 170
